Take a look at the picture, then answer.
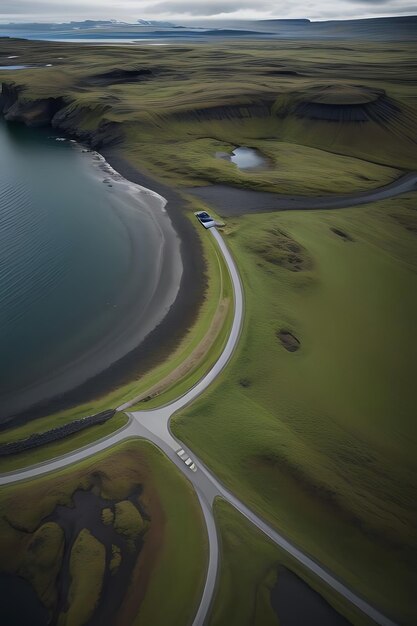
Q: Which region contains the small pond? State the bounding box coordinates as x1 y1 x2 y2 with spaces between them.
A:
271 568 351 626
0 573 49 626
0 65 29 70
0 65 53 70
216 146 268 170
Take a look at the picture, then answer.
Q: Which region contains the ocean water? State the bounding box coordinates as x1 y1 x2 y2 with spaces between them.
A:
0 120 181 421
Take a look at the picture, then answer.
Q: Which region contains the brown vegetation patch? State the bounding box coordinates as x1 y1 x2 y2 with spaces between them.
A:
277 330 300 352
330 227 354 242
249 228 313 272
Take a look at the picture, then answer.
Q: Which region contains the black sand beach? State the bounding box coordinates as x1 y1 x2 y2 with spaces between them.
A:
1 150 206 429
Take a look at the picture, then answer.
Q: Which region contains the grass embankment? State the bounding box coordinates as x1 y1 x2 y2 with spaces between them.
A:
0 412 129 473
129 219 234 410
126 131 401 196
0 440 207 626
211 500 364 626
173 194 417 625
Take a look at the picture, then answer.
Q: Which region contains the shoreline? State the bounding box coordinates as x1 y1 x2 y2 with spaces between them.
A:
1 147 207 431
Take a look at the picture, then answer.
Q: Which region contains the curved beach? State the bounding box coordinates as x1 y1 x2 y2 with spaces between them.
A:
0 132 205 425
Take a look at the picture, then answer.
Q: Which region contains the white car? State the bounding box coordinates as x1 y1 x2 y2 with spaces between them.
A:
177 448 197 472
195 211 216 229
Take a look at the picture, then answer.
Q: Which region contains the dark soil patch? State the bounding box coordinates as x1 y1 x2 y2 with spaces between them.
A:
267 70 301 76
391 211 417 233
277 330 300 352
249 228 313 272
83 68 154 86
270 567 351 626
330 227 354 242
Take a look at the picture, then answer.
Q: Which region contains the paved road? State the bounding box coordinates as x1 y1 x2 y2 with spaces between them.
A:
0 228 397 626
189 171 417 217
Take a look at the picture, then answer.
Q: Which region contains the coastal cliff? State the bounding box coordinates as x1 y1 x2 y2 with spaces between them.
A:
0 81 123 148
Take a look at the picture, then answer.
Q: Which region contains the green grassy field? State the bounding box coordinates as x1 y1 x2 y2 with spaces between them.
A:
124 128 401 195
0 440 208 625
173 194 417 625
210 500 367 626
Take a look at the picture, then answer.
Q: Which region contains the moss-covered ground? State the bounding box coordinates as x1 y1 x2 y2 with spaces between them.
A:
60 528 106 626
173 194 417 625
0 440 207 626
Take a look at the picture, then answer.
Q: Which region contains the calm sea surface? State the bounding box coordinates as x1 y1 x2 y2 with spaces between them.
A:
0 120 181 421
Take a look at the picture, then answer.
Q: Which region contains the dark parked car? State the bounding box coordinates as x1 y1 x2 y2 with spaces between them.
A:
195 211 216 229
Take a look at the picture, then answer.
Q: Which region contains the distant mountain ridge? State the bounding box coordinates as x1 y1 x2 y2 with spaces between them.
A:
0 15 416 41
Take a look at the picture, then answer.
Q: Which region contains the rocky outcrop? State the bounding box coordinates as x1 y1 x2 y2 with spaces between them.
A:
0 410 116 457
0 81 123 146
294 94 401 123
0 82 22 114
52 102 123 148
5 96 66 127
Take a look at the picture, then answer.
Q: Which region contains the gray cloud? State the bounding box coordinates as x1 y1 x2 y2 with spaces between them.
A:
150 0 273 16
0 0 415 23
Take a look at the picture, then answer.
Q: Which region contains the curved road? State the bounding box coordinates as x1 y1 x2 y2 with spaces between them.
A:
189 171 417 217
0 228 398 626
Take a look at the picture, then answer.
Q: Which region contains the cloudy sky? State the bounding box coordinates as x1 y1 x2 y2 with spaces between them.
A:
0 0 415 23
